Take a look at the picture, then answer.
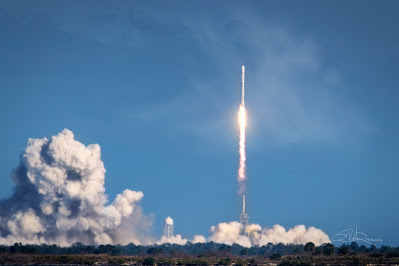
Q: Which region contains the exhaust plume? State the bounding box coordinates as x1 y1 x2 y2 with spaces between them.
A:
192 235 207 244
0 129 150 246
209 221 330 247
238 65 247 194
158 234 188 245
0 130 331 247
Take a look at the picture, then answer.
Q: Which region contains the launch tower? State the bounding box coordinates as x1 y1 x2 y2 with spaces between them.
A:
240 194 249 233
163 217 174 238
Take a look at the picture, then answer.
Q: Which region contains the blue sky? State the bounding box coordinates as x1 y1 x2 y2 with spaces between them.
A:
0 1 398 246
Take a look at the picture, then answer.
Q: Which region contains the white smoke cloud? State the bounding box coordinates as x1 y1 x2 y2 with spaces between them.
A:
209 222 252 247
158 234 208 245
0 129 149 246
257 224 330 246
165 216 174 225
0 129 331 247
209 221 330 247
158 234 188 245
191 235 206 244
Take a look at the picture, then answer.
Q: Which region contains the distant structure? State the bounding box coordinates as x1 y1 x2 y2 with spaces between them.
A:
240 194 249 234
163 216 174 238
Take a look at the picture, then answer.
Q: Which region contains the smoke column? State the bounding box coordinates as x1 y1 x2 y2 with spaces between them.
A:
0 129 151 246
238 65 247 194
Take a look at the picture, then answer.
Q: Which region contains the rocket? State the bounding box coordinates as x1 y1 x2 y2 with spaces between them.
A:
238 65 249 232
241 65 245 107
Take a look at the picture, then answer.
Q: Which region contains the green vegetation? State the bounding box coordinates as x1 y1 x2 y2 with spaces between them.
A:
322 243 335 255
143 257 155 265
270 252 282 260
0 241 399 265
304 242 315 254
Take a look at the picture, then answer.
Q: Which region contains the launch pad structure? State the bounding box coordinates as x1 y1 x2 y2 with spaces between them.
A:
240 194 249 233
163 222 174 238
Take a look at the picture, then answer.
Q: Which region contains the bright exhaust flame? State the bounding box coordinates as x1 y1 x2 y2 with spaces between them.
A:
238 105 247 182
238 65 247 193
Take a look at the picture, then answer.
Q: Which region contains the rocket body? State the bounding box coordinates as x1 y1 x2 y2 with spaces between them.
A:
241 65 245 107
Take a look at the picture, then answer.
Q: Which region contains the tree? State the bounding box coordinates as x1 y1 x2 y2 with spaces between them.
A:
314 247 322 255
219 244 230 251
337 245 349 255
350 242 359 252
323 243 335 256
387 251 399 258
358 245 367 253
379 245 390 253
218 258 231 265
240 249 247 256
143 257 155 265
147 247 162 255
0 246 6 254
9 243 19 254
369 252 382 258
95 244 121 255
368 245 377 253
304 242 315 254
270 253 282 260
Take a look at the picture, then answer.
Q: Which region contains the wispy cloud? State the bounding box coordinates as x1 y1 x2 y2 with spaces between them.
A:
3 2 370 147
120 10 371 147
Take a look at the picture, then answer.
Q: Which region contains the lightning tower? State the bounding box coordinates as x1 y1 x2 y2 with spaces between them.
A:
163 216 174 238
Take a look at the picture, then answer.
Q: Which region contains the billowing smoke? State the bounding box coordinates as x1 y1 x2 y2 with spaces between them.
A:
209 221 330 247
192 235 206 244
0 129 330 247
0 129 151 246
157 219 329 247
158 234 188 245
165 216 174 225
209 222 252 247
158 234 208 245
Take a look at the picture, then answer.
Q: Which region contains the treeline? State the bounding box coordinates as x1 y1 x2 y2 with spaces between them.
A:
1 241 399 257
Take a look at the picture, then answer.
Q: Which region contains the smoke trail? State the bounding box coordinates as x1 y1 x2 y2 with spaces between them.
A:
238 65 247 194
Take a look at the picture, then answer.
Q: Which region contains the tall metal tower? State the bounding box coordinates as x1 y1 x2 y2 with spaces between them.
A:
240 194 249 234
163 217 174 238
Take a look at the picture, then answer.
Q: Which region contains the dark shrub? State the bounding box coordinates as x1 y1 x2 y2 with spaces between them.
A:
270 253 282 260
369 252 382 258
143 257 155 265
387 252 399 258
